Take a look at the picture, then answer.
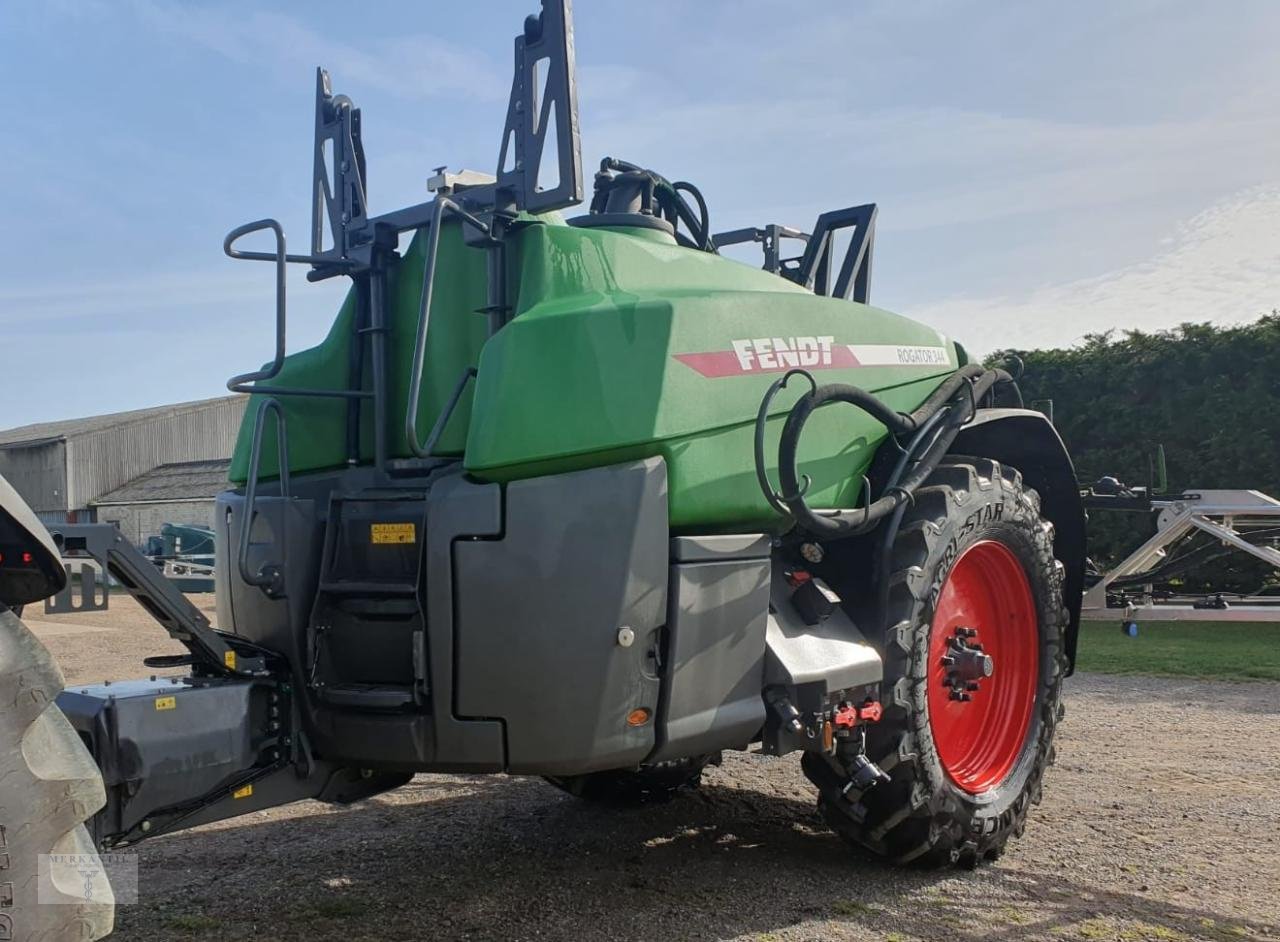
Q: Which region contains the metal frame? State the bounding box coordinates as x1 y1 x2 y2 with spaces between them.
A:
1081 489 1280 623
714 203 878 303
796 203 878 303
494 0 583 213
713 224 809 276
45 523 269 675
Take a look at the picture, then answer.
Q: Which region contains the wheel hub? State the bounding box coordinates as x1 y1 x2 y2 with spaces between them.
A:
940 627 995 701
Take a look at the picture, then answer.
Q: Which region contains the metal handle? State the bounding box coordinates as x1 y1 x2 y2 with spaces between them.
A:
225 220 288 393
238 398 291 599
223 218 372 401
404 197 492 458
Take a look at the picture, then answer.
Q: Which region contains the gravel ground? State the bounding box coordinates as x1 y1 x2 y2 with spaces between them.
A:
26 597 1280 942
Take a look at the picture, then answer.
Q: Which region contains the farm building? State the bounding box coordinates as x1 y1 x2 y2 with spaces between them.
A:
0 397 245 535
91 458 233 547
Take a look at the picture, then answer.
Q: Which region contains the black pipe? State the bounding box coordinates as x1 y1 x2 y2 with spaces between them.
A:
775 367 1010 538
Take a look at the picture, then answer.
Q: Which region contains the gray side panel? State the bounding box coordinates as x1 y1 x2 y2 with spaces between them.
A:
670 533 772 562
215 492 322 668
423 472 506 771
454 458 668 775
650 556 769 762
765 568 882 693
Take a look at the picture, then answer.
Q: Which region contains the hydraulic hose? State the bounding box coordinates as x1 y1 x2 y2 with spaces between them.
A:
773 366 1012 538
596 158 716 252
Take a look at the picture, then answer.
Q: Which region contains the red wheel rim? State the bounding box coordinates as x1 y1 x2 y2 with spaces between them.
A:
927 540 1038 795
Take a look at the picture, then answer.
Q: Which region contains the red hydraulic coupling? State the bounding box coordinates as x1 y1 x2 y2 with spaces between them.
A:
832 699 883 729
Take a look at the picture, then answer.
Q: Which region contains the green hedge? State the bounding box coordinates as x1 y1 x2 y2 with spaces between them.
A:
992 314 1280 590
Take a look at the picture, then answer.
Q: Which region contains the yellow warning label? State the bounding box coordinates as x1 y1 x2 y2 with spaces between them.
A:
371 522 416 544
232 784 253 800
154 696 177 712
224 650 237 670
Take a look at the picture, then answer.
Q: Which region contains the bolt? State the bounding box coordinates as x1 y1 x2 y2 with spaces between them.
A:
616 626 635 648
141 820 151 833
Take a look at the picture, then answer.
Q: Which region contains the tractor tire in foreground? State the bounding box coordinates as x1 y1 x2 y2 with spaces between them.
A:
804 457 1067 867
0 605 113 941
544 755 717 804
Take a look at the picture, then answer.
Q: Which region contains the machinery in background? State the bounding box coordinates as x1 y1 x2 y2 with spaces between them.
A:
1082 474 1280 627
144 522 216 593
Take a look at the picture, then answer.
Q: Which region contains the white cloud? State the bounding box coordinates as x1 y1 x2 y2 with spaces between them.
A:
912 185 1280 353
125 0 506 102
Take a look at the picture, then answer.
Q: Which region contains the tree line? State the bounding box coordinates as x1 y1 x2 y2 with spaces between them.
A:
993 313 1280 592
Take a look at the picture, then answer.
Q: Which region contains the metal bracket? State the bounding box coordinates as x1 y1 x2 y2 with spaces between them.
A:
45 560 108 614
494 0 583 213
713 225 810 276
46 524 268 676
795 203 878 303
715 204 878 303
311 68 368 266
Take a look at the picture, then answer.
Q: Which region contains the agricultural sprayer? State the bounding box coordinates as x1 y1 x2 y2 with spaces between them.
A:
0 3 1085 938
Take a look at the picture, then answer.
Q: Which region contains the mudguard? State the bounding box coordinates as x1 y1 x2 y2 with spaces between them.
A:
952 408 1087 672
0 472 66 607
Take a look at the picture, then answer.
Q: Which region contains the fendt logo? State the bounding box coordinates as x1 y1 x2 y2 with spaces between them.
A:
672 338 950 378
731 336 837 371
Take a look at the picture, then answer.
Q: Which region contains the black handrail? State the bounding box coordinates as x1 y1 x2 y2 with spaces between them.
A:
237 397 292 599
404 197 494 458
224 218 371 400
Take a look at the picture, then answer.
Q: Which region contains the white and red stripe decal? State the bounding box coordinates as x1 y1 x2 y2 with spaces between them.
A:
672 337 950 378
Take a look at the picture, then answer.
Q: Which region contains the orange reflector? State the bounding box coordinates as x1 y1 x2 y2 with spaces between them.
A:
626 707 652 727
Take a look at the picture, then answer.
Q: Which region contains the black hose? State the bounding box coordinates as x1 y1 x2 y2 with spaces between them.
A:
597 158 716 252
774 367 1011 538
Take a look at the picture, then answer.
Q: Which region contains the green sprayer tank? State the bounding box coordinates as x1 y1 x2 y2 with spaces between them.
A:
229 214 961 530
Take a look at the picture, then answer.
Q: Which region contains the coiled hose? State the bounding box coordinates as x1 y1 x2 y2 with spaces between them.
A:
760 364 1015 537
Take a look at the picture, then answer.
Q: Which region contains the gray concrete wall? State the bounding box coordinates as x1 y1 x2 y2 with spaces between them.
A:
95 501 215 550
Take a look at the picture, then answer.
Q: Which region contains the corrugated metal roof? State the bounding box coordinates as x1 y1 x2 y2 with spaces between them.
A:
0 396 243 448
92 459 232 505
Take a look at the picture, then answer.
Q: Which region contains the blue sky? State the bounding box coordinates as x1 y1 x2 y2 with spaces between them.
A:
4 0 1280 426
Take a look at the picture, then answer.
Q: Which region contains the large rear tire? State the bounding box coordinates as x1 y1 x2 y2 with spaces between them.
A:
0 605 114 940
803 457 1067 867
